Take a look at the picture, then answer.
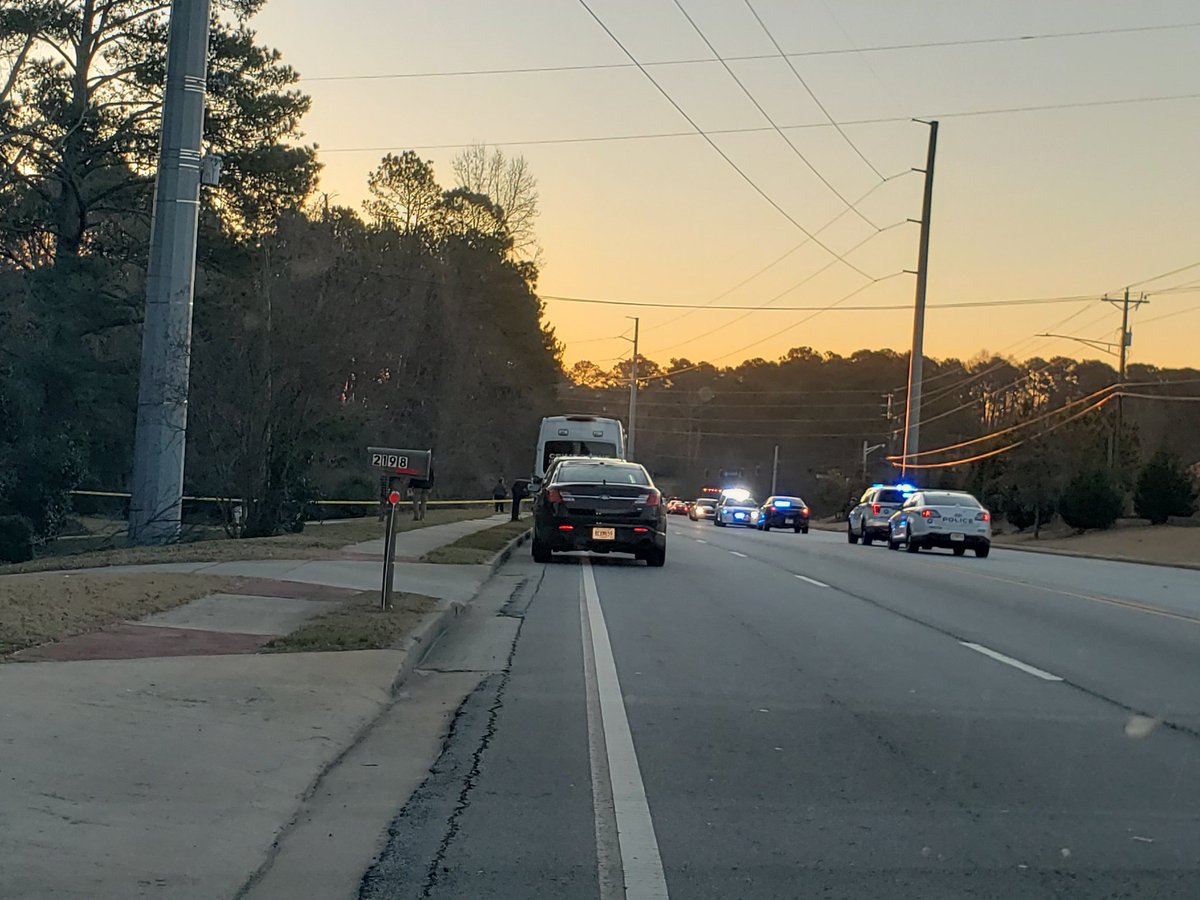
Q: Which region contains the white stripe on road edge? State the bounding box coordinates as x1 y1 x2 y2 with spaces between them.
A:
960 642 1063 681
581 562 670 900
730 551 748 558
696 539 707 544
795 574 829 588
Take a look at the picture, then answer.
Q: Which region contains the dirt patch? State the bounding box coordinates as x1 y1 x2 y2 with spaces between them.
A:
0 572 240 656
2 508 491 575
995 524 1200 568
263 591 437 653
421 519 530 565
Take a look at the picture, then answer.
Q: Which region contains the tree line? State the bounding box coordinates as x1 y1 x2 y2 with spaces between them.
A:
565 349 1200 524
1 0 560 541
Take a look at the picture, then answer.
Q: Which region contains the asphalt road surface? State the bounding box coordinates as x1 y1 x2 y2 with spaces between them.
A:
362 518 1200 899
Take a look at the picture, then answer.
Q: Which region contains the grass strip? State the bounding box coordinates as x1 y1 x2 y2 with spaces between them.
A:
0 572 239 656
262 590 437 653
1 507 491 575
421 518 531 565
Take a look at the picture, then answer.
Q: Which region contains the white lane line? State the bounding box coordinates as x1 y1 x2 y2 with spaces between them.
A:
695 539 707 544
795 574 829 588
581 562 670 900
960 642 1063 682
730 551 748 558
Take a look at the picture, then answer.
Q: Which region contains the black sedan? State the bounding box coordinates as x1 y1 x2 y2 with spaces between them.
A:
756 495 810 533
530 458 667 566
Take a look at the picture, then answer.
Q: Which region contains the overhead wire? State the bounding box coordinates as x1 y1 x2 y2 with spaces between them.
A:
574 0 876 280
743 0 885 179
670 0 879 227
301 21 1200 82
319 93 1200 154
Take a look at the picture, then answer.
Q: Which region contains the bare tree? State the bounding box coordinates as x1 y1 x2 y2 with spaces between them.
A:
452 143 540 261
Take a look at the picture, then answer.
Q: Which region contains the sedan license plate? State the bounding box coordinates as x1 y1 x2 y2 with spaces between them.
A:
950 532 966 542
592 527 616 541
784 517 795 524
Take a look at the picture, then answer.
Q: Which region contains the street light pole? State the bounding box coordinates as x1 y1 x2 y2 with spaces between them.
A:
770 444 779 495
863 441 886 481
129 0 212 544
626 316 639 459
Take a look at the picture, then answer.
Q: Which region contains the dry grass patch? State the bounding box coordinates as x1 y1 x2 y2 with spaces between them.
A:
262 590 437 653
2 508 491 575
0 572 240 655
995 523 1200 568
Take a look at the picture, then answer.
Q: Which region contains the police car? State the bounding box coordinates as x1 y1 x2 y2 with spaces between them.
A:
713 489 759 527
847 483 916 545
886 489 992 557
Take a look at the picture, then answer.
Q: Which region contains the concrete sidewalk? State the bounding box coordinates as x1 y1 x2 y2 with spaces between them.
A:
344 512 510 559
0 512 526 899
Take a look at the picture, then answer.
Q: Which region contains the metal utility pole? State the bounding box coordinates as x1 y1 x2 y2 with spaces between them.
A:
901 119 939 478
626 316 639 459
129 0 211 544
770 444 779 495
1106 288 1148 468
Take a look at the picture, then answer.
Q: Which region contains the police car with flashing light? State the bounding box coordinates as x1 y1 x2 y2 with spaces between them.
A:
713 489 759 527
886 489 992 557
848 483 916 545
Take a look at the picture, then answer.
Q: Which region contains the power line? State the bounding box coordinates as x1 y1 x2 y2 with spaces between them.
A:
645 222 907 357
888 383 1118 462
319 92 1200 153
640 272 906 383
575 0 875 280
671 0 878 227
641 170 911 338
301 21 1200 82
546 289 1101 312
743 0 885 179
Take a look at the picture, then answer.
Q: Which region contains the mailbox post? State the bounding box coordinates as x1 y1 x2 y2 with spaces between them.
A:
368 447 432 610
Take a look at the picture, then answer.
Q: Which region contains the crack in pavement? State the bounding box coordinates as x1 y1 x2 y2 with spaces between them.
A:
359 593 529 900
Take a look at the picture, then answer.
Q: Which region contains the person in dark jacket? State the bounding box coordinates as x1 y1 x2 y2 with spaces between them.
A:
410 464 434 521
492 478 508 513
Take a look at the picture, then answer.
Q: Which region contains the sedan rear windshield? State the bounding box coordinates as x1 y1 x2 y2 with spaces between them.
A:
874 489 908 504
554 463 649 485
722 497 758 507
695 499 716 507
921 491 982 507
769 497 805 507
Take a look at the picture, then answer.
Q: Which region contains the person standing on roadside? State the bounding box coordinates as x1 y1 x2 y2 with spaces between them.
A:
410 463 434 522
492 477 508 513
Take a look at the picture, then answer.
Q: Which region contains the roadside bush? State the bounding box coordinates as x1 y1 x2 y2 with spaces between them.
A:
1001 485 1058 534
1134 452 1197 524
0 515 35 563
1059 470 1123 531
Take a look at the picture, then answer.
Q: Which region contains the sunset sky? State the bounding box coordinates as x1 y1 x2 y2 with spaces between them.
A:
252 0 1200 371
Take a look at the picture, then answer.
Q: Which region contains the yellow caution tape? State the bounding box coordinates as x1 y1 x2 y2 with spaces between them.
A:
69 490 531 506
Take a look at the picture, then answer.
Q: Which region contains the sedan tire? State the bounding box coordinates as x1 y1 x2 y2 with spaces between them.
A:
975 545 990 559
953 546 967 557
531 536 551 564
861 524 873 547
887 534 899 550
847 524 859 544
905 537 921 553
644 546 666 567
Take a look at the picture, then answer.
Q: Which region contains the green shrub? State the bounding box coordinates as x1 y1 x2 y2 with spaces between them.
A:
0 515 35 563
1059 470 1123 531
1134 452 1197 524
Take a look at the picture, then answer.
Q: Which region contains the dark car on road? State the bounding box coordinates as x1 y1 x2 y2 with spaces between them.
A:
531 458 666 566
756 495 810 533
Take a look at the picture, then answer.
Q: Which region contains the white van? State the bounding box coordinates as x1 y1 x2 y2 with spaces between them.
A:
533 415 626 481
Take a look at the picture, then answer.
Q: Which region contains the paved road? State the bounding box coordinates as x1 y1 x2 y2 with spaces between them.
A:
362 517 1200 898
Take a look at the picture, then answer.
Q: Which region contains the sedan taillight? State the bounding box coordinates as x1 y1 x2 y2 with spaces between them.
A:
872 504 881 515
977 511 991 522
547 488 564 503
641 490 661 507
920 509 941 519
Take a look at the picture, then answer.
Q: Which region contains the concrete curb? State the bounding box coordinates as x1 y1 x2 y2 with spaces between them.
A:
991 540 1200 572
386 525 530 694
